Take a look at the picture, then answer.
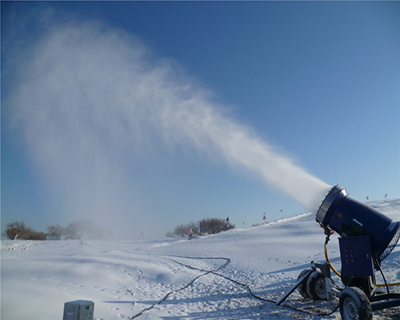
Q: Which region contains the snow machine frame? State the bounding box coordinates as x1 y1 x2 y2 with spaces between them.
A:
278 186 400 320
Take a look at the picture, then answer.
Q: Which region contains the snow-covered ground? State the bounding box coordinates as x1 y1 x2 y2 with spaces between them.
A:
2 199 400 320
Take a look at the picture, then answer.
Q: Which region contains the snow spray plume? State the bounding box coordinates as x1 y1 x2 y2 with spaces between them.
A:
5 19 330 234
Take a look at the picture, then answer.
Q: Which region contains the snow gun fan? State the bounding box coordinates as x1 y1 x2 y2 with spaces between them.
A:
284 185 400 320
316 185 400 264
279 185 400 319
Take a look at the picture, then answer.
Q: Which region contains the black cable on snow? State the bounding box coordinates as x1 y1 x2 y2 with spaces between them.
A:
129 253 339 319
130 255 230 319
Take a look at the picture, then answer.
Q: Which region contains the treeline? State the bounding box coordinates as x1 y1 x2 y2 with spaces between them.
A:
166 218 235 237
3 219 108 240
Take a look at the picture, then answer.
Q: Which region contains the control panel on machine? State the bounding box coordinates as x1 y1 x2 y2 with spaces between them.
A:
339 235 374 277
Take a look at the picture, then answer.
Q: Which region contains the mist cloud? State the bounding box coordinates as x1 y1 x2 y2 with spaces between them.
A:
6 18 330 234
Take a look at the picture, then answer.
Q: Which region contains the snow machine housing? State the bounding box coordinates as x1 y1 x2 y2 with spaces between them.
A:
316 185 400 263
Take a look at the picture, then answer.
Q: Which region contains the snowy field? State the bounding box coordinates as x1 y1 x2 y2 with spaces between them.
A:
2 199 400 320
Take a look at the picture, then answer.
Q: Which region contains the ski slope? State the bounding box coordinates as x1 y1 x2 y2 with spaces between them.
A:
2 199 399 320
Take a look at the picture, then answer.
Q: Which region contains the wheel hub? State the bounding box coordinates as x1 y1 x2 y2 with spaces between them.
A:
315 278 326 297
343 297 359 319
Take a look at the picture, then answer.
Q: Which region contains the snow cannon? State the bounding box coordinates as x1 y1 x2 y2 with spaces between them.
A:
316 185 400 263
279 185 400 320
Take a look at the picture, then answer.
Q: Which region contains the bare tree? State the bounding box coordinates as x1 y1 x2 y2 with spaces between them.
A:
47 224 66 239
3 221 33 239
3 221 45 240
64 219 108 240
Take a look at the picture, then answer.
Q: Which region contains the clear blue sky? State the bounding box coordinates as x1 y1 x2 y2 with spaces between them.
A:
2 1 399 239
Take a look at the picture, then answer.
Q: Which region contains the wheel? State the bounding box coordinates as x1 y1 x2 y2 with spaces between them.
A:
297 269 312 298
339 287 372 320
306 270 327 300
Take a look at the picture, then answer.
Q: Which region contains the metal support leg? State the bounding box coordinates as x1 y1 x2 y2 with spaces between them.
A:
276 269 313 306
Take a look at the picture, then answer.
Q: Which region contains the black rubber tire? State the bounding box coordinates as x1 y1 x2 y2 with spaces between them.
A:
339 287 372 320
306 270 327 300
297 269 312 299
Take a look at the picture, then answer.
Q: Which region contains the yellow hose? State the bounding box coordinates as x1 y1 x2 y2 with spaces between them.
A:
324 241 400 287
324 241 341 278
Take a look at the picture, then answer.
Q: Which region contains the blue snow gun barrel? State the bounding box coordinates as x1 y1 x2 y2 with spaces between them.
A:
316 185 400 263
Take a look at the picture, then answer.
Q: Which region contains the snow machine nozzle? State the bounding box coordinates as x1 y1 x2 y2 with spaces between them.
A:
316 185 400 262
